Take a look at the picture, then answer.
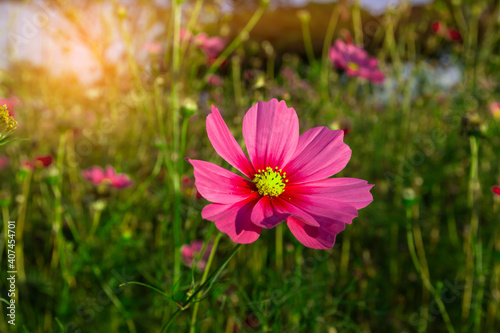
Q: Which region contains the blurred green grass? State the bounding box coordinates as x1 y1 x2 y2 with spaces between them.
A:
1 0 500 332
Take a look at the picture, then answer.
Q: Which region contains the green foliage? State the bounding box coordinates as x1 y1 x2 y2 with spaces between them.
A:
1 0 500 332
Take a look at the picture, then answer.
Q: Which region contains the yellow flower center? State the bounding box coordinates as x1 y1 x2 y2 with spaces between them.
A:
253 167 288 197
347 61 359 71
0 104 17 140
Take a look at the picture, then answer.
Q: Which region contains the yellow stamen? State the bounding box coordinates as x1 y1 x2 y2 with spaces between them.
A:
347 61 359 71
0 104 17 140
253 166 287 197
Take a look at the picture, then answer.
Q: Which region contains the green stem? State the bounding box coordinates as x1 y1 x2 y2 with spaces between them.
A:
462 135 479 326
53 133 72 314
352 1 363 46
162 243 242 332
89 209 102 238
232 55 243 109
180 117 189 166
320 7 339 100
189 232 222 333
120 281 176 302
406 206 455 333
170 0 183 284
300 18 315 65
116 3 142 92
340 230 351 276
200 2 268 89
180 0 205 63
275 223 283 271
92 265 137 333
16 170 32 285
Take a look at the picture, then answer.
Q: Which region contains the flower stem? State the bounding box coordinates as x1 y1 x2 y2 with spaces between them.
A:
16 169 32 285
320 6 339 100
406 206 455 333
232 55 243 109
200 2 268 89
119 281 176 302
462 135 479 326
340 230 351 276
299 17 315 65
352 1 363 46
276 223 283 271
163 243 242 332
170 0 183 285
89 209 102 238
189 232 222 333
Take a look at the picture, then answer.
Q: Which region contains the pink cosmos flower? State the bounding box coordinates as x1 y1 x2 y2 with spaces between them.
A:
187 99 373 249
207 74 224 87
24 155 53 170
490 101 500 120
329 40 385 84
432 21 461 41
448 28 462 41
180 28 195 43
493 178 500 196
432 21 442 33
0 97 19 117
181 240 213 270
0 156 8 169
144 42 163 55
82 165 133 189
196 33 226 62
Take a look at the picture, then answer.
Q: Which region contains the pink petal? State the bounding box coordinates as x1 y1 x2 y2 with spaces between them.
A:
201 37 226 58
284 127 351 184
206 106 254 178
287 216 345 249
359 67 385 84
367 57 379 67
280 188 359 224
334 39 348 55
288 178 374 210
202 195 262 244
272 196 320 227
105 165 116 178
187 158 255 204
82 166 105 185
110 174 134 189
181 245 195 259
190 240 204 252
329 43 347 69
369 70 385 84
493 186 500 196
250 196 286 229
242 99 299 171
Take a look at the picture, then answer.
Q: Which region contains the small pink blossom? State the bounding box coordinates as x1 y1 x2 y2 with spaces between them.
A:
329 40 385 84
207 74 224 87
489 101 500 120
181 240 213 270
82 165 133 189
180 28 195 43
448 28 461 41
196 33 226 62
0 97 19 117
144 42 163 55
493 178 500 196
24 155 53 170
432 21 462 41
432 21 442 33
0 156 8 169
187 99 373 249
